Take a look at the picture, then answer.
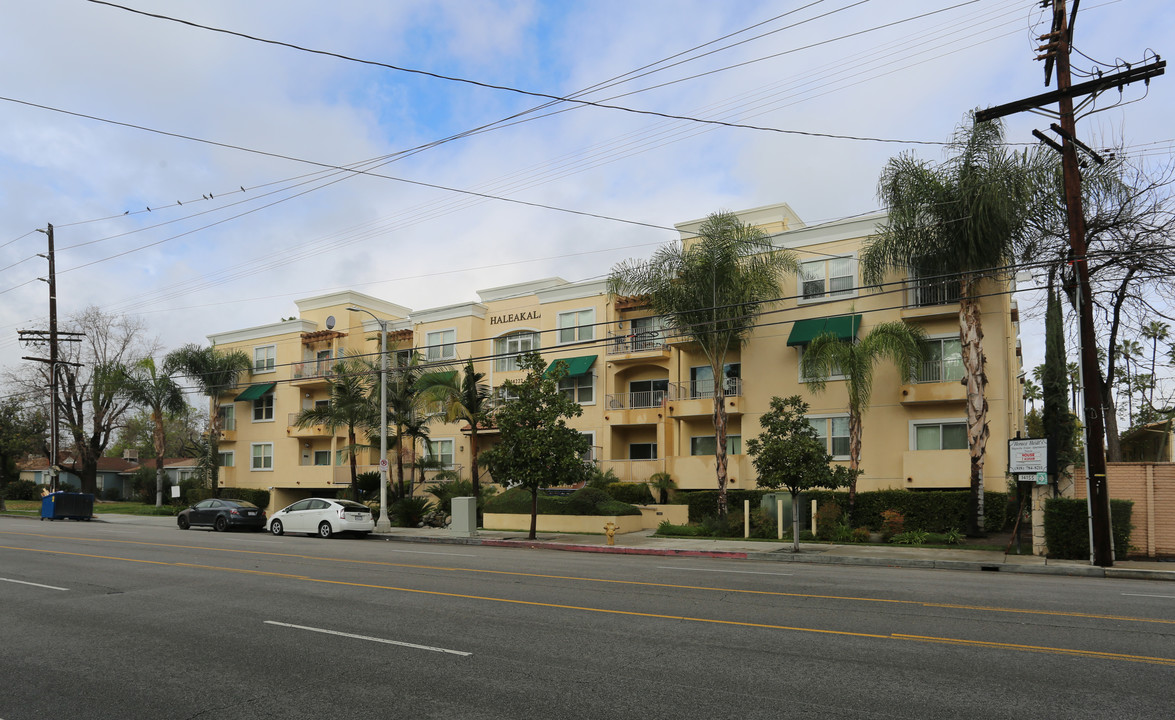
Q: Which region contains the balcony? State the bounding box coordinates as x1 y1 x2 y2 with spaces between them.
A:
606 331 671 363
290 361 335 387
900 359 966 405
601 459 666 483
667 378 743 418
901 277 961 320
216 416 236 442
665 454 752 490
286 413 337 438
604 390 669 425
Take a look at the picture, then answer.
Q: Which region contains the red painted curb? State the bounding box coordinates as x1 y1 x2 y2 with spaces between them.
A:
479 539 747 559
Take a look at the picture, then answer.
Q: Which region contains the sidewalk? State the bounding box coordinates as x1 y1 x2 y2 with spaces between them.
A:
38 512 1175 581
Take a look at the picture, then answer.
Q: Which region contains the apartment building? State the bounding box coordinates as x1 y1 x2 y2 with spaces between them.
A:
207 202 1024 512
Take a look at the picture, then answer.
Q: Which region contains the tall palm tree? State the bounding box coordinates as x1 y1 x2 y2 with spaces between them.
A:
1141 321 1169 408
292 356 375 501
608 211 798 517
166 344 252 496
374 352 440 499
426 360 492 520
1115 339 1142 427
800 320 926 523
1022 378 1042 414
861 115 1038 536
118 357 189 507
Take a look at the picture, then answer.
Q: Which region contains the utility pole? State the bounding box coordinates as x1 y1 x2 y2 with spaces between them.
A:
976 0 1164 567
18 223 83 492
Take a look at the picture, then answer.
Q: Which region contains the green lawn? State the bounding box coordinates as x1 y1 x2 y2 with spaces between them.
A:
2 500 178 516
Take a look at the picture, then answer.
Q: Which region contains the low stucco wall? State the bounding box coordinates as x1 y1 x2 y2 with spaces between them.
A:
637 504 688 528
484 513 645 534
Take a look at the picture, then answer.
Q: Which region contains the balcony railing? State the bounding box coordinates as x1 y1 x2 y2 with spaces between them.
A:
913 358 964 384
605 389 669 410
607 330 667 355
907 277 961 308
292 361 335 380
670 377 743 401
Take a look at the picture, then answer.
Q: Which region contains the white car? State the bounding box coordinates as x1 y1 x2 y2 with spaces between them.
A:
268 498 375 538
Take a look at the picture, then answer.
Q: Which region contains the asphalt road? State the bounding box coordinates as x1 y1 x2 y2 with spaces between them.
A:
1 516 1173 720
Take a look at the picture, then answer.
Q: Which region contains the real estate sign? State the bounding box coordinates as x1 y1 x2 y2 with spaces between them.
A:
1008 438 1049 474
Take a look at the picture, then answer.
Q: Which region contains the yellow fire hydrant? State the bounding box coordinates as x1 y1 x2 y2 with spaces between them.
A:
604 521 618 546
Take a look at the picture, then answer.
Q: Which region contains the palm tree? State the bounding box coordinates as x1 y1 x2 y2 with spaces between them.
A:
1141 321 1169 408
1022 378 1042 414
1115 339 1142 427
167 344 252 496
608 211 798 517
118 357 188 506
375 352 440 499
292 356 375 501
800 320 926 523
426 360 492 521
861 115 1038 536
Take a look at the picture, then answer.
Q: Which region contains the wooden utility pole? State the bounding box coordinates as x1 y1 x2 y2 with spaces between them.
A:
977 0 1164 567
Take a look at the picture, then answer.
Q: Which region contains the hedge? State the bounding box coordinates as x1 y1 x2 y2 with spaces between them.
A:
603 482 654 506
484 486 641 516
681 488 1009 533
186 487 271 510
1043 498 1134 560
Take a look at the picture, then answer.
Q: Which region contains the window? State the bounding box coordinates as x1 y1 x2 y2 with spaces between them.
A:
800 257 855 301
392 349 412 367
628 378 668 408
630 315 665 349
313 450 332 466
579 431 596 462
809 416 850 459
494 384 520 402
253 393 274 422
494 331 540 372
798 345 845 383
251 443 273 471
689 364 741 399
629 442 657 460
913 421 968 450
558 373 594 404
916 337 964 383
218 451 234 468
425 329 456 361
558 309 595 344
427 439 454 468
253 345 276 373
218 405 235 431
690 435 742 456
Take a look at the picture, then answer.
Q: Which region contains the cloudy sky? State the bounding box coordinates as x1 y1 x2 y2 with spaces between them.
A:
1 0 1171 383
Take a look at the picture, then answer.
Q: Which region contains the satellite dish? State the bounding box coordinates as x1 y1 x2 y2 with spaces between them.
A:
325 315 336 330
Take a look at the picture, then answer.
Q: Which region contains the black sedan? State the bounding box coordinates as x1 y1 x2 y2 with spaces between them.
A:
177 498 266 532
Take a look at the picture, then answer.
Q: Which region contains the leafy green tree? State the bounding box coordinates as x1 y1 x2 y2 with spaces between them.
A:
1042 290 1079 475
608 210 798 518
118 357 189 507
799 319 925 523
293 356 376 502
0 398 47 512
862 115 1038 535
478 353 591 540
747 396 854 552
427 359 492 520
106 407 206 460
167 344 252 496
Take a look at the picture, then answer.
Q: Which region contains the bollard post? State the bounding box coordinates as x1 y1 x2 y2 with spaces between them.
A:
744 499 750 538
777 495 784 540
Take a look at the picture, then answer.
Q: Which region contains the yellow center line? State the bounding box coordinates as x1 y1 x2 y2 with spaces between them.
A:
3 530 1173 627
8 542 1173 667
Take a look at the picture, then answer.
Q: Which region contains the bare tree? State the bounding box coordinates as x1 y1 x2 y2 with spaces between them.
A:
1022 156 1175 459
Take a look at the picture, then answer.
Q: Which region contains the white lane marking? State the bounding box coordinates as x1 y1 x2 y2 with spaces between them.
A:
656 566 793 576
1122 593 1175 599
0 577 69 591
264 621 471 656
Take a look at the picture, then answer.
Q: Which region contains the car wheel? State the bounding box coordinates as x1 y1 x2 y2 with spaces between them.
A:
318 521 333 539
270 520 284 536
178 516 190 530
214 516 228 532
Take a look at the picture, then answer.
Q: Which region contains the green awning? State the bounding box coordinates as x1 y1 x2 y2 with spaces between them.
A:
234 382 275 401
786 315 862 346
545 354 597 378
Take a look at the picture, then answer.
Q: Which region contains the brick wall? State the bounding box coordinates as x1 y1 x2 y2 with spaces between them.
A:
1069 463 1175 558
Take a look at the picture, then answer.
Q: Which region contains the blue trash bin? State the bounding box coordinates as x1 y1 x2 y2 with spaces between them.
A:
40 492 95 521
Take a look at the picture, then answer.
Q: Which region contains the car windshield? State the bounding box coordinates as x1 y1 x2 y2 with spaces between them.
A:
336 501 370 511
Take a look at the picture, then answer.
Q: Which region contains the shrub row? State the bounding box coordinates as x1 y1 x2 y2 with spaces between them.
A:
186 486 271 510
680 488 1009 533
484 486 641 516
2 479 41 501
602 482 654 506
1043 497 1134 559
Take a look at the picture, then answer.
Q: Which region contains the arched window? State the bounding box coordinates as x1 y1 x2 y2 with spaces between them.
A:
494 331 540 372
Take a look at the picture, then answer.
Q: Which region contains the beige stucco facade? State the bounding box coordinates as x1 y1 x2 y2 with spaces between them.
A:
207 203 1025 514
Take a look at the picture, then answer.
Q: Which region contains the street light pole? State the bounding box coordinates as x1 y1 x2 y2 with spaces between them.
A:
348 307 392 533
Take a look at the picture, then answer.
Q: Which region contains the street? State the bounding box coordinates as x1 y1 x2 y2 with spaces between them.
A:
1 516 1173 719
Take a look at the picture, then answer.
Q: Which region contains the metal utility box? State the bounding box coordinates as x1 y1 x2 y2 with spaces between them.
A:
40 492 94 521
759 492 809 531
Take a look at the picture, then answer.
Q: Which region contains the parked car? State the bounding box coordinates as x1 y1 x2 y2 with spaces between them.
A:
177 498 266 532
268 498 374 538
